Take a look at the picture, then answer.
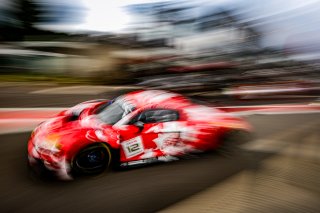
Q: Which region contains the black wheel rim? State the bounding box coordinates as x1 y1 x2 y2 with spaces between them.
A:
76 148 108 170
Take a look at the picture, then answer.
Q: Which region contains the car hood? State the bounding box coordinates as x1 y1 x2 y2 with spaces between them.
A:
33 115 119 156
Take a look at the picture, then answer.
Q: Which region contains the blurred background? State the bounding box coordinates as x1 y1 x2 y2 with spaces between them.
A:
0 1 320 213
0 0 320 96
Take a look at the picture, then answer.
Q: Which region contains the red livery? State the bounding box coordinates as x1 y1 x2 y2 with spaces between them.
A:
28 90 251 180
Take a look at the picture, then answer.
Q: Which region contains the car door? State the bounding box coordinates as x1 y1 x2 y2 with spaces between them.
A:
119 109 182 162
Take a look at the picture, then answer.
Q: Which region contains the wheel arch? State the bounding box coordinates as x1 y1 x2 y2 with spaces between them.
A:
71 141 117 165
69 142 118 176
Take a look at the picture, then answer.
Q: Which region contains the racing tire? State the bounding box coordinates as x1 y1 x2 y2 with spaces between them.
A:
71 143 112 176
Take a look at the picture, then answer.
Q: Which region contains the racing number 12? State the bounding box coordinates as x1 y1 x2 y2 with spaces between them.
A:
122 136 144 158
127 143 140 153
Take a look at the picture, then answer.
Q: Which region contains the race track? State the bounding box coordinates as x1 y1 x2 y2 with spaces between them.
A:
0 84 319 213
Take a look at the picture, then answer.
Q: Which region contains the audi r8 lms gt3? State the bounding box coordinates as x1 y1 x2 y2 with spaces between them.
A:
28 90 252 180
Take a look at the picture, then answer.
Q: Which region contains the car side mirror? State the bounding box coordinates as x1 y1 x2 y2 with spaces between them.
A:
134 121 144 130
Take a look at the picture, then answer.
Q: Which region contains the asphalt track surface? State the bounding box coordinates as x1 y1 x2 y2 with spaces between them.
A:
0 85 319 213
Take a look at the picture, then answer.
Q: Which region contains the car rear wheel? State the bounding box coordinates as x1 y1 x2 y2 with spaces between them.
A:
71 143 112 176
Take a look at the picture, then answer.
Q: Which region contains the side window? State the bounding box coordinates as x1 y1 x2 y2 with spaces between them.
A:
129 109 179 124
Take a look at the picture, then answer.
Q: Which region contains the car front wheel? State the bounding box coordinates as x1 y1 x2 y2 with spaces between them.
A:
71 143 112 176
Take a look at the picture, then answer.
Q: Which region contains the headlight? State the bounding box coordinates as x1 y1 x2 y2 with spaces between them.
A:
35 133 62 153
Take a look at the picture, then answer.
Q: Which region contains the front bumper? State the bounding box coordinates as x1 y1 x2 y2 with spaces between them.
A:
28 140 72 180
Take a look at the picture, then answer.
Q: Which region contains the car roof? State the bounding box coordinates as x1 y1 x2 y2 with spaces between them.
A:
121 90 192 110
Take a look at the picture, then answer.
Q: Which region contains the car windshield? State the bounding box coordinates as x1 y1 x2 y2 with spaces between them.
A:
97 98 135 125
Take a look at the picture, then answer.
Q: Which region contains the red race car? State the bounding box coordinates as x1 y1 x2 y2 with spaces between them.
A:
28 90 252 180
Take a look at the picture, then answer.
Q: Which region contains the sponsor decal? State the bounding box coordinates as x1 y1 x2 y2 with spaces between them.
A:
147 122 198 142
153 132 187 155
122 136 144 158
153 133 180 150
